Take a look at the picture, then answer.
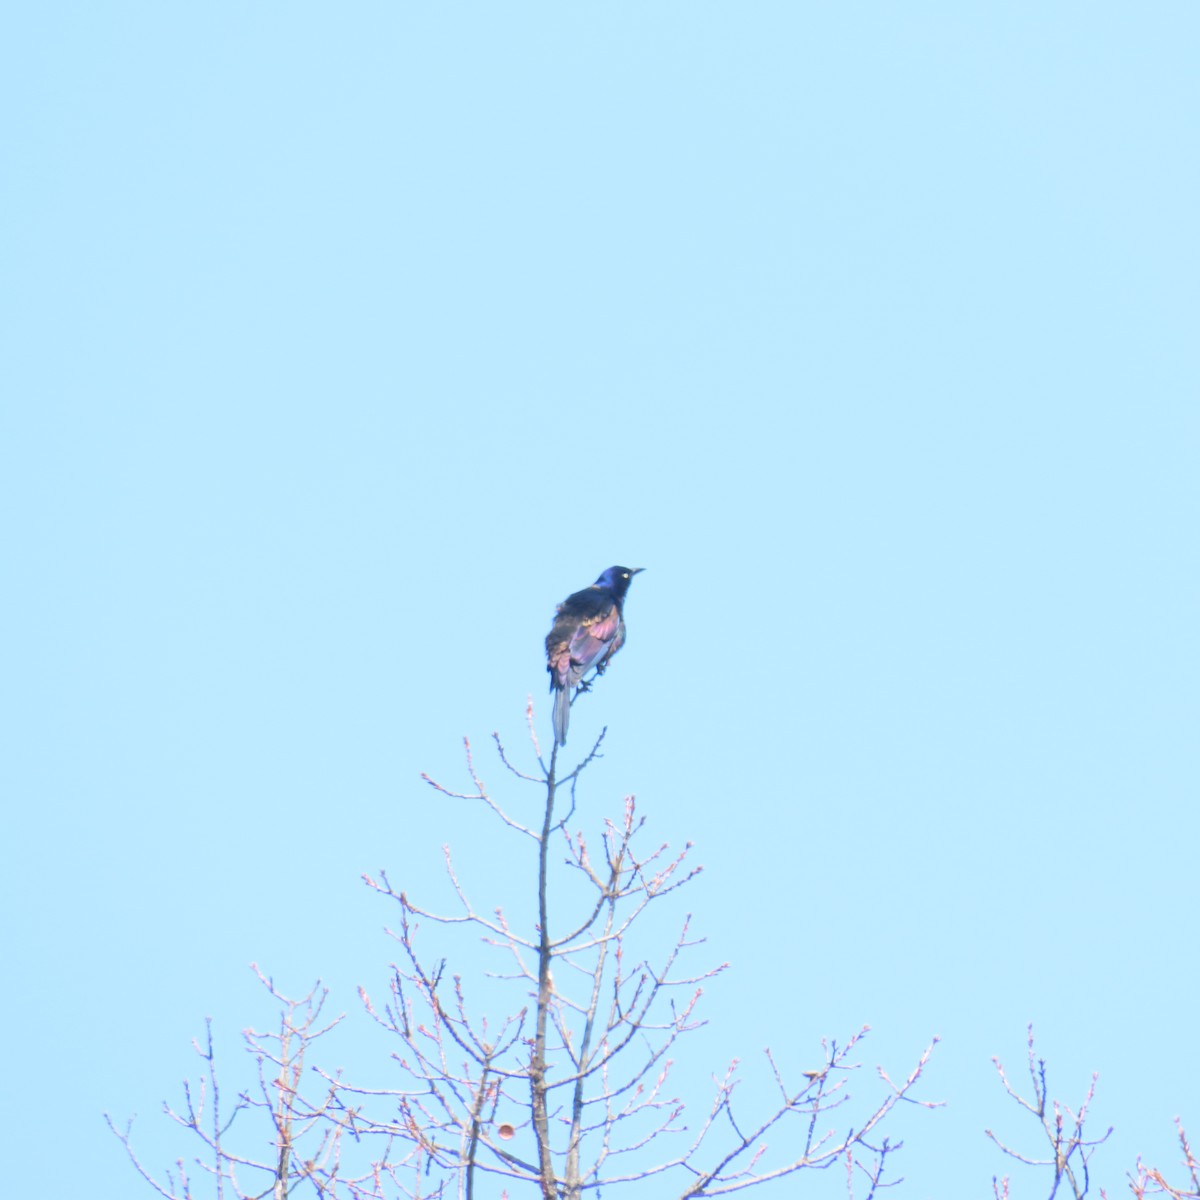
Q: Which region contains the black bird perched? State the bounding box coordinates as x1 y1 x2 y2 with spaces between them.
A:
545 566 643 747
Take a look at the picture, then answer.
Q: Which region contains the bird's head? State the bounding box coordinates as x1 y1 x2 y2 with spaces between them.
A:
594 566 644 596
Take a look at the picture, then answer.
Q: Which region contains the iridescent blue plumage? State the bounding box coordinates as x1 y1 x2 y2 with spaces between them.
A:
545 566 643 747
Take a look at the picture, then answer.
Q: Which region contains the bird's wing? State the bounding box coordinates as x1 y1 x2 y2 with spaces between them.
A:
546 632 574 688
573 609 624 657
547 591 623 689
564 605 620 674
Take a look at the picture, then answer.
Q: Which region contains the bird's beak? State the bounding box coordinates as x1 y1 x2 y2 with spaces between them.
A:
631 567 645 575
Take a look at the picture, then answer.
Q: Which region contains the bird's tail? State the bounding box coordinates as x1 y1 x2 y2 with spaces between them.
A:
552 683 570 747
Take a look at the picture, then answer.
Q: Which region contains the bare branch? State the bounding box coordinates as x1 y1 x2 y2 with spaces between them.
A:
986 1025 1112 1200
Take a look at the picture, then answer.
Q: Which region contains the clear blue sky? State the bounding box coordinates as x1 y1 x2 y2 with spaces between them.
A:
3 3 1197 1196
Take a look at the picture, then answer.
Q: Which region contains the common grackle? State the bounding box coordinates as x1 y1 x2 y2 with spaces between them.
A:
545 566 643 747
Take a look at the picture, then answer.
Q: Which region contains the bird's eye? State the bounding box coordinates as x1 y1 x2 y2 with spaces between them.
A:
622 572 630 578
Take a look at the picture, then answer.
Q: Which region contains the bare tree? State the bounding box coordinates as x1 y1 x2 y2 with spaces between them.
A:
107 698 940 1198
343 706 940 1198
